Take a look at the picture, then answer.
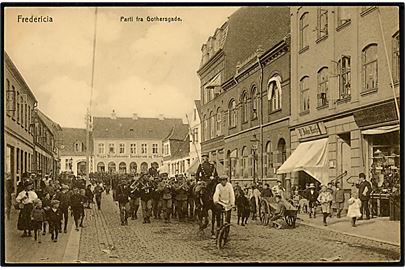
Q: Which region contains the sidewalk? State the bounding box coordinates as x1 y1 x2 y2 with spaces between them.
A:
297 213 400 246
4 208 80 264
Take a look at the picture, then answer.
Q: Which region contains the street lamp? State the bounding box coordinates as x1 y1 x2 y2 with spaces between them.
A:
250 134 260 183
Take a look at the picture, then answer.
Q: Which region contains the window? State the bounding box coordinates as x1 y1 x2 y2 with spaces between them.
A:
152 143 158 154
393 32 400 83
141 143 147 154
251 86 258 120
6 80 15 117
210 111 215 139
20 95 24 127
130 143 136 154
98 143 104 154
265 142 273 177
109 143 115 154
362 44 378 92
241 146 248 178
300 77 310 113
228 99 237 128
268 75 282 112
119 162 127 174
119 143 125 154
108 162 116 173
203 115 208 141
16 91 20 123
216 108 222 136
97 162 105 172
241 92 248 123
194 128 199 143
278 138 287 165
74 142 81 152
130 162 137 173
338 56 351 99
27 105 31 133
317 67 329 108
317 8 328 39
65 159 69 170
299 13 309 50
336 7 351 27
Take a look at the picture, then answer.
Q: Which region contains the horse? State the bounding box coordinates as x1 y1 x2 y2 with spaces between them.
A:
193 178 219 238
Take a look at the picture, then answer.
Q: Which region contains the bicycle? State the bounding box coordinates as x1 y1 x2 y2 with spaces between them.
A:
216 207 231 249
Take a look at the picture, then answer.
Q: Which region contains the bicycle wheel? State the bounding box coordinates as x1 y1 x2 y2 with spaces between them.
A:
216 224 231 249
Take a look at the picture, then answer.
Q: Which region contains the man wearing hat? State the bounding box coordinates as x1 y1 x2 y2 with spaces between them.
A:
48 200 62 242
213 176 235 239
173 175 189 222
196 153 218 183
54 184 71 233
305 183 318 218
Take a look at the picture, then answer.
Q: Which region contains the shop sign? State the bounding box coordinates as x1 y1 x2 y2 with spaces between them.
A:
297 122 327 139
354 101 398 128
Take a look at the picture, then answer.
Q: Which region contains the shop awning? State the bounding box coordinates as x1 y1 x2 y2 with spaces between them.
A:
361 125 400 135
186 158 200 175
277 138 329 185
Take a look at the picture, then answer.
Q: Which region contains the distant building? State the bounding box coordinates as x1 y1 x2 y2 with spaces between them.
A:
92 112 185 175
186 100 202 175
58 127 92 176
4 51 38 190
162 124 190 177
282 6 400 192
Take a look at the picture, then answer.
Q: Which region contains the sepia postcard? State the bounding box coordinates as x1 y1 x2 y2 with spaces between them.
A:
2 3 403 265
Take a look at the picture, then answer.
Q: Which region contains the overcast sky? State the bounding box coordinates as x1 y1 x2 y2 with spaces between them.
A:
5 6 239 128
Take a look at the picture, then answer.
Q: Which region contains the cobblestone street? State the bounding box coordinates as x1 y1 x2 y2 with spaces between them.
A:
78 194 400 263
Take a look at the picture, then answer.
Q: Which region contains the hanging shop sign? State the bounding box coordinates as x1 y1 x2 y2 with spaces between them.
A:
354 101 398 128
297 122 327 139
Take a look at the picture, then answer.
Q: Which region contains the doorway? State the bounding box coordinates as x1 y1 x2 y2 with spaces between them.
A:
337 133 351 189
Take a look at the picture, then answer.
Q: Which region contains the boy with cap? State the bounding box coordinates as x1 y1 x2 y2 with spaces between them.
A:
305 183 318 218
48 200 62 242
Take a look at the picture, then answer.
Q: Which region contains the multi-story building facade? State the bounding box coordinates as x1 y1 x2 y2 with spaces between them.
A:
198 7 291 189
4 51 38 190
186 100 202 175
92 112 184 175
162 125 190 177
58 127 92 176
33 110 61 179
280 6 400 194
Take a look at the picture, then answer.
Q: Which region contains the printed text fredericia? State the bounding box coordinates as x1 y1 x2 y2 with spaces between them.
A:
18 15 54 23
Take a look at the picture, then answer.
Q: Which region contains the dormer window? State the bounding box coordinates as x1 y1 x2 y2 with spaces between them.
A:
74 141 83 152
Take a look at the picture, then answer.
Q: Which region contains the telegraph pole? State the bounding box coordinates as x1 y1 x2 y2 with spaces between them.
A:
85 109 90 185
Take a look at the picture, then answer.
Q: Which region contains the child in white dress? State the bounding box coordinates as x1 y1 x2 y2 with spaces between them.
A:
347 192 362 227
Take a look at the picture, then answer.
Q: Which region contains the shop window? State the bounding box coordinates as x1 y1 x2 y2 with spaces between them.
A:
362 44 378 93
268 75 282 113
299 12 309 51
251 86 258 120
392 32 400 83
119 162 127 174
317 7 328 40
338 56 351 100
130 162 137 173
108 162 116 173
317 67 329 108
241 91 248 123
97 162 105 172
300 76 310 113
336 7 351 28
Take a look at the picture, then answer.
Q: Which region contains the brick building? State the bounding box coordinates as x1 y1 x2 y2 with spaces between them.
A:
198 7 291 188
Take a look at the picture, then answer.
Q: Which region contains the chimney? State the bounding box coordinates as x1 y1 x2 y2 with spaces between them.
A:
132 113 138 120
111 110 117 120
158 114 164 120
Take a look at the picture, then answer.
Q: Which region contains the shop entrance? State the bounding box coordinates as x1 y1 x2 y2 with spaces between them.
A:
297 171 320 191
337 133 351 189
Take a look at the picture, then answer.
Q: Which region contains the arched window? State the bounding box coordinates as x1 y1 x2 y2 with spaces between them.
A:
241 91 248 123
264 141 273 177
300 12 309 50
108 162 116 173
277 138 287 165
241 146 248 178
251 86 258 120
210 111 215 139
317 67 329 107
268 75 282 113
140 162 148 174
119 162 127 174
97 162 105 172
300 76 310 113
130 162 137 174
362 44 378 92
216 107 222 136
228 99 237 128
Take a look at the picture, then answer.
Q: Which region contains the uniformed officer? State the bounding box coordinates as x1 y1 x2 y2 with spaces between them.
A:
139 174 154 224
173 175 189 222
157 178 173 223
129 177 141 220
196 153 218 182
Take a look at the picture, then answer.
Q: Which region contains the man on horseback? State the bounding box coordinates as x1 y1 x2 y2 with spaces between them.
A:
196 153 218 183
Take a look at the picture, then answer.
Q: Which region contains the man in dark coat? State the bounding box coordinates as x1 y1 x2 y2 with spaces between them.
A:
54 184 71 233
70 187 86 230
140 176 154 224
116 180 131 225
304 183 318 218
358 173 371 220
196 154 218 182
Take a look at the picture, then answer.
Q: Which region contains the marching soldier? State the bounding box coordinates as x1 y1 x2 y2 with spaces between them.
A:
129 177 141 220
151 177 162 219
187 177 196 221
157 178 173 223
196 153 218 182
173 175 189 222
139 174 154 224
